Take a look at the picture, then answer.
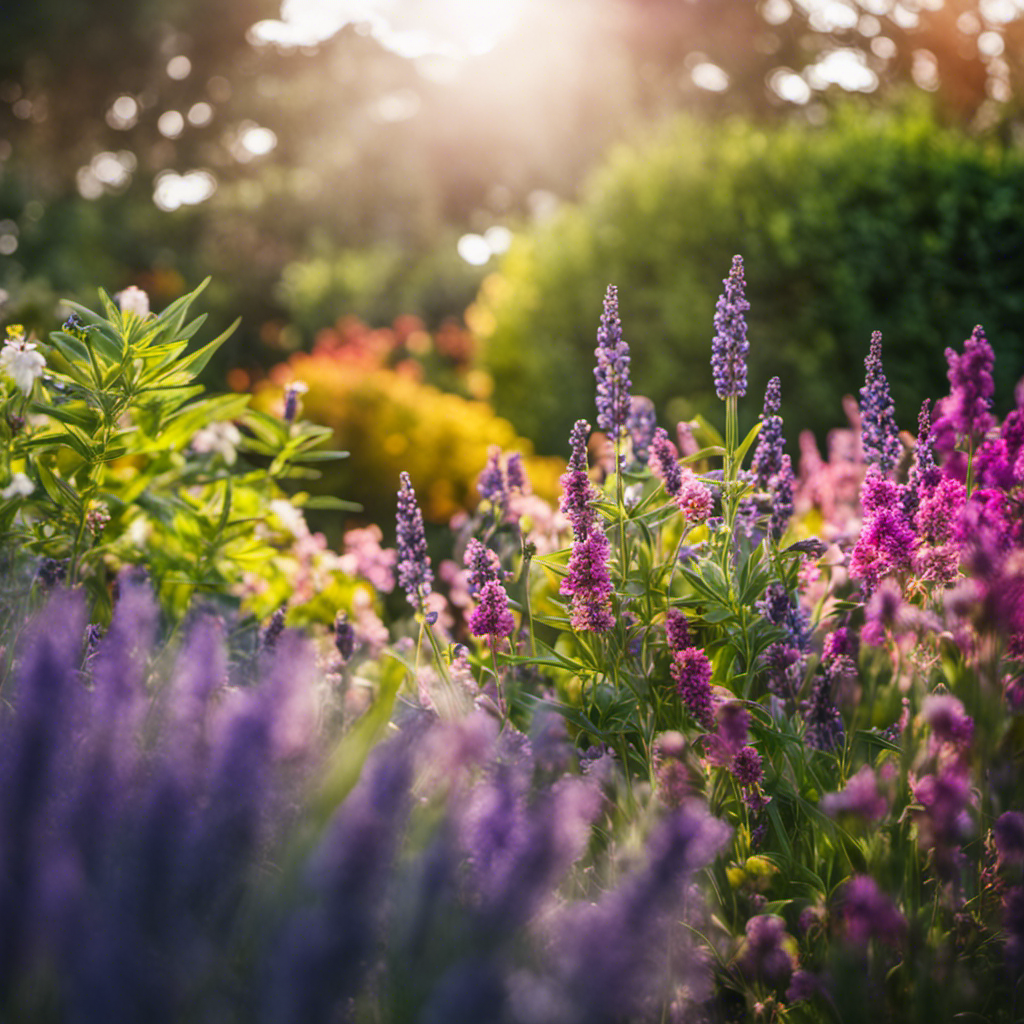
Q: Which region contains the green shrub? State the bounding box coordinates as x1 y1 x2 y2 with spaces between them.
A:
472 104 1024 453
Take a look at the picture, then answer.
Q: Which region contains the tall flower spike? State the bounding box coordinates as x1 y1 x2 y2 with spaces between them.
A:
560 420 596 540
649 427 682 498
396 471 433 609
711 255 750 400
477 446 507 506
627 396 657 465
752 376 784 490
859 331 901 474
768 454 794 541
468 579 516 639
594 285 632 437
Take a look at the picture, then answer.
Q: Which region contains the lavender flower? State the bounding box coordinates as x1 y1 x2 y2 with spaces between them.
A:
671 647 715 729
740 915 795 988
559 420 596 540
505 452 527 493
859 331 901 474
768 454 794 541
477 446 507 506
627 395 657 464
396 471 433 609
665 608 692 655
839 876 906 947
938 324 996 444
594 284 631 436
994 812 1024 865
905 398 941 517
282 380 308 423
752 376 785 490
649 426 682 497
334 612 356 663
469 579 516 639
803 672 844 752
731 745 763 788
464 537 504 595
711 255 750 400
560 528 615 632
821 765 888 821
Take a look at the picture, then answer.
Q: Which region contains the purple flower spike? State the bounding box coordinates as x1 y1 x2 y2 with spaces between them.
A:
941 324 996 443
840 876 906 947
665 608 692 654
477 446 507 506
649 427 682 498
671 648 715 730
769 454 795 541
752 376 785 490
907 398 941 511
859 331 901 474
821 765 888 821
560 420 596 540
505 452 527 493
396 471 433 609
561 528 615 632
468 579 516 639
711 255 750 400
627 396 657 464
741 915 795 988
464 538 504 595
594 284 632 437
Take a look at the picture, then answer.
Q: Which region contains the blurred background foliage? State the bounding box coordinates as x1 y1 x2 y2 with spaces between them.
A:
2 0 1024 487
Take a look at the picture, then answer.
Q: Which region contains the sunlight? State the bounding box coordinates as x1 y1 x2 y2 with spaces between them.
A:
249 0 530 58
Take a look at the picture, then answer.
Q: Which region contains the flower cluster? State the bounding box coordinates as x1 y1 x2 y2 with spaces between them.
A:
594 284 632 436
396 471 433 609
710 255 750 400
859 331 902 474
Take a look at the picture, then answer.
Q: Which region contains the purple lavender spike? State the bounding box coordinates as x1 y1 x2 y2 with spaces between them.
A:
859 331 901 474
711 255 750 400
594 285 632 436
752 376 784 490
396 471 433 610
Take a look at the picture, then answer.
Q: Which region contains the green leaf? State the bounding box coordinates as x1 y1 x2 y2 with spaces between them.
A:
680 445 726 464
287 449 349 463
299 495 363 512
175 316 241 379
155 277 211 336
733 420 763 468
693 414 725 448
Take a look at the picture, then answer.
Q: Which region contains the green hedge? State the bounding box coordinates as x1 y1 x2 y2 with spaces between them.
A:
473 105 1024 453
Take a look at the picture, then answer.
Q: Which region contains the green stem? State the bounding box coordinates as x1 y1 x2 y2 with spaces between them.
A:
615 431 628 585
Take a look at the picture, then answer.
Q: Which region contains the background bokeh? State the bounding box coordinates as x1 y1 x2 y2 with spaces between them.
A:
3 0 1024 523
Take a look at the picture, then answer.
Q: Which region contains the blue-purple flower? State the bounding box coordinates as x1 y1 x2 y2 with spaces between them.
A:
859 331 901 474
594 284 632 436
752 376 784 490
396 471 433 609
559 419 596 540
711 255 750 400
627 395 657 464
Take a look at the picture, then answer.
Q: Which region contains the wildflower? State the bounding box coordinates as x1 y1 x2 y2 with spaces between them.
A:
262 606 287 650
731 745 763 788
463 537 504 595
505 452 527 494
468 579 516 639
561 527 615 632
935 324 996 445
677 470 715 523
671 647 715 729
915 476 967 546
649 426 682 497
839 876 906 947
921 693 974 751
116 285 150 316
627 395 657 464
752 376 785 490
803 672 844 752
1 472 33 500
282 380 308 423
994 812 1024 865
559 420 596 540
821 765 888 821
334 612 356 663
716 702 751 750
396 471 434 609
768 454 794 541
912 763 973 879
740 915 796 988
858 331 901 473
0 332 46 396
711 255 750 400
593 284 631 437
665 608 692 654
477 446 507 506
905 398 941 518
191 421 241 464
861 579 904 645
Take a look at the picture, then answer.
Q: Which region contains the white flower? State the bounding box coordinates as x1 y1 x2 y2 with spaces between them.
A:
117 285 150 317
1 472 34 500
0 335 46 396
191 421 242 464
268 498 308 538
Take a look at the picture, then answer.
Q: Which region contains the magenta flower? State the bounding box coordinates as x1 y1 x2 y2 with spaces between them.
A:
859 331 902 474
821 765 888 821
839 876 906 947
468 579 516 639
559 419 596 540
561 528 615 633
649 427 682 497
665 608 692 654
935 324 996 445
676 470 715 524
670 647 715 730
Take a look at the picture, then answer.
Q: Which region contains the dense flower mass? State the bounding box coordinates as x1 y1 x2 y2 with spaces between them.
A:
468 578 516 638
396 471 433 608
936 324 996 444
561 527 615 632
671 647 715 729
594 284 632 436
711 255 750 400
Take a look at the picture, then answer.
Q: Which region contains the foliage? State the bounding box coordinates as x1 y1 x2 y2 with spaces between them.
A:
472 105 1024 454
252 317 564 527
0 281 351 624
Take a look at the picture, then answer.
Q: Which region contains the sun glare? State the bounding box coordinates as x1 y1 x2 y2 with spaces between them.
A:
249 0 530 58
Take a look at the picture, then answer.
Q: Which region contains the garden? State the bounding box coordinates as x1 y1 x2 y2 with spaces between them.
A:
2 2 1024 1023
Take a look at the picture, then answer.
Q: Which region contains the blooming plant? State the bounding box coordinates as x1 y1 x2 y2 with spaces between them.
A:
0 280 351 627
